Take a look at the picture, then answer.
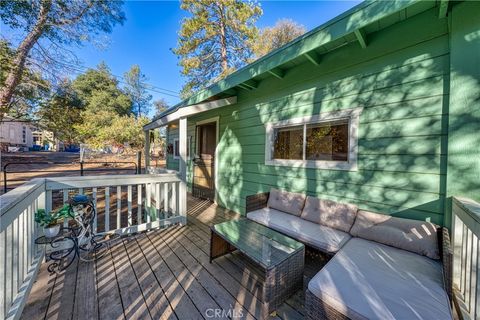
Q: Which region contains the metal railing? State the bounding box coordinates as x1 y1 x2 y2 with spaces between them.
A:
2 161 139 193
452 197 480 320
0 173 186 320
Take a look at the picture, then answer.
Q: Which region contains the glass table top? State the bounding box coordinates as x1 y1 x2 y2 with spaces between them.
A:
212 219 304 269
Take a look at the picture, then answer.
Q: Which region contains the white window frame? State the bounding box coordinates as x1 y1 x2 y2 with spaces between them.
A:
265 107 362 171
173 137 192 160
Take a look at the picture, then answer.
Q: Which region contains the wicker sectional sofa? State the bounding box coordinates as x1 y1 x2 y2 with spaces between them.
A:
246 188 454 320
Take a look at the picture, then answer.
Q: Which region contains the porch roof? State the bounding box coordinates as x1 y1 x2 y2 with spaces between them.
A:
144 0 441 131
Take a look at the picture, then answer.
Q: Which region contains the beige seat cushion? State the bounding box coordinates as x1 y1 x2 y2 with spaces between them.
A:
350 210 440 259
247 207 351 254
300 196 358 232
308 238 452 320
267 188 306 216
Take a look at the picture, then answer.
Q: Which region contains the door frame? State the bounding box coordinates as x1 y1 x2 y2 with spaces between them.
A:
195 116 219 203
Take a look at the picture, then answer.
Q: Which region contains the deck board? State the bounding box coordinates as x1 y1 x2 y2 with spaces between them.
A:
158 226 255 319
111 238 152 320
96 243 124 320
46 259 78 320
147 229 227 319
173 226 268 319
136 233 203 320
21 196 324 320
72 252 98 320
123 236 177 320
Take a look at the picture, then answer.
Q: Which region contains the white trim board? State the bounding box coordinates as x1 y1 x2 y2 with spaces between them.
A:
144 97 236 130
265 107 363 171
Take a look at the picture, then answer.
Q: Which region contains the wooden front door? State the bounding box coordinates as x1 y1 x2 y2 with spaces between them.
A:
192 122 216 200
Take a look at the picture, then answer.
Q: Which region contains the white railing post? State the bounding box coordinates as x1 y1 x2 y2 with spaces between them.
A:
452 197 480 320
1 225 7 320
178 117 188 225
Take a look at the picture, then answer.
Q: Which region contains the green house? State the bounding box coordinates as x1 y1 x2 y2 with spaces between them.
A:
144 0 480 227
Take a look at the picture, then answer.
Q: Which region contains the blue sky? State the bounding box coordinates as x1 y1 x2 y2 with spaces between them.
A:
2 1 362 116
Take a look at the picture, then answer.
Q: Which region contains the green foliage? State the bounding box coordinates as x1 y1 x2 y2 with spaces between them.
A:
36 62 151 149
0 0 126 46
72 63 131 116
35 205 72 227
37 79 82 144
101 115 150 148
0 0 126 114
75 110 148 149
0 40 49 118
174 0 262 97
69 63 152 148
124 65 152 118
251 19 306 58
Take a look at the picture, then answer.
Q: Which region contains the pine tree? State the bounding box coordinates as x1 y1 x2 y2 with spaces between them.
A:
153 98 169 117
174 0 262 98
124 65 152 118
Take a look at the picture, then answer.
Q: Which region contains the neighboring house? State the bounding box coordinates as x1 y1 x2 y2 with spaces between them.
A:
0 116 54 151
144 0 480 227
0 116 35 150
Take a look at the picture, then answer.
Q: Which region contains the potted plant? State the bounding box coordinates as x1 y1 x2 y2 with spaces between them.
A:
35 205 72 237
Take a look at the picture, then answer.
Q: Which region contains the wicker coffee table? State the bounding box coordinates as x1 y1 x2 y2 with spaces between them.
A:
210 219 305 317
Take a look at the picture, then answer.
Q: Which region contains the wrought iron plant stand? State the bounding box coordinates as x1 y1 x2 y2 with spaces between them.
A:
35 194 115 273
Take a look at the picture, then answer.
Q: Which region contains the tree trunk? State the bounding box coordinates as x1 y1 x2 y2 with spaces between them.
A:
0 0 52 120
218 4 228 73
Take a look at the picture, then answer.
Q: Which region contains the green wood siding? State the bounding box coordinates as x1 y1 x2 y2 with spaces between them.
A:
168 7 454 225
445 2 480 227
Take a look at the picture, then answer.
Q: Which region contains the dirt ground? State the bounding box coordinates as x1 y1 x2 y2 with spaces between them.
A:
0 151 166 194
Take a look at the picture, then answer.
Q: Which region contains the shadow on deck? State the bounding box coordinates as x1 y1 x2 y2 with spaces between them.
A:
21 196 326 320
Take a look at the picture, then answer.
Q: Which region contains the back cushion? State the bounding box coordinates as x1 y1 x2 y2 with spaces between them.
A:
300 196 358 232
267 188 306 216
350 210 440 259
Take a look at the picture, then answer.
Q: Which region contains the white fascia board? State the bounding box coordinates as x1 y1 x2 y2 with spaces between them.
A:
144 96 236 130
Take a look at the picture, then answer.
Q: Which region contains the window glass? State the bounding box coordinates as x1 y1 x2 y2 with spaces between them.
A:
174 138 190 158
174 140 179 157
273 126 303 160
306 120 348 161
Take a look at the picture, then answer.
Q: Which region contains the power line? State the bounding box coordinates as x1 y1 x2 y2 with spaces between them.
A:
65 64 180 98
26 57 181 98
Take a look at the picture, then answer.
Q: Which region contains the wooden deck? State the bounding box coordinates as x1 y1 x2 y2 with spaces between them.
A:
21 196 326 320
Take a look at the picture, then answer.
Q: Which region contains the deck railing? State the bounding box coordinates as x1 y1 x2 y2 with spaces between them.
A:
452 197 480 320
0 173 185 320
0 179 44 320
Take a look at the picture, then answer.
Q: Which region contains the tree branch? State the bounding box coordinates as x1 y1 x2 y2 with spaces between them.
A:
0 0 52 118
50 0 94 27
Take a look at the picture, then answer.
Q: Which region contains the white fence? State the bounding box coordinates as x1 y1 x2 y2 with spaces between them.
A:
452 197 480 320
0 173 185 320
